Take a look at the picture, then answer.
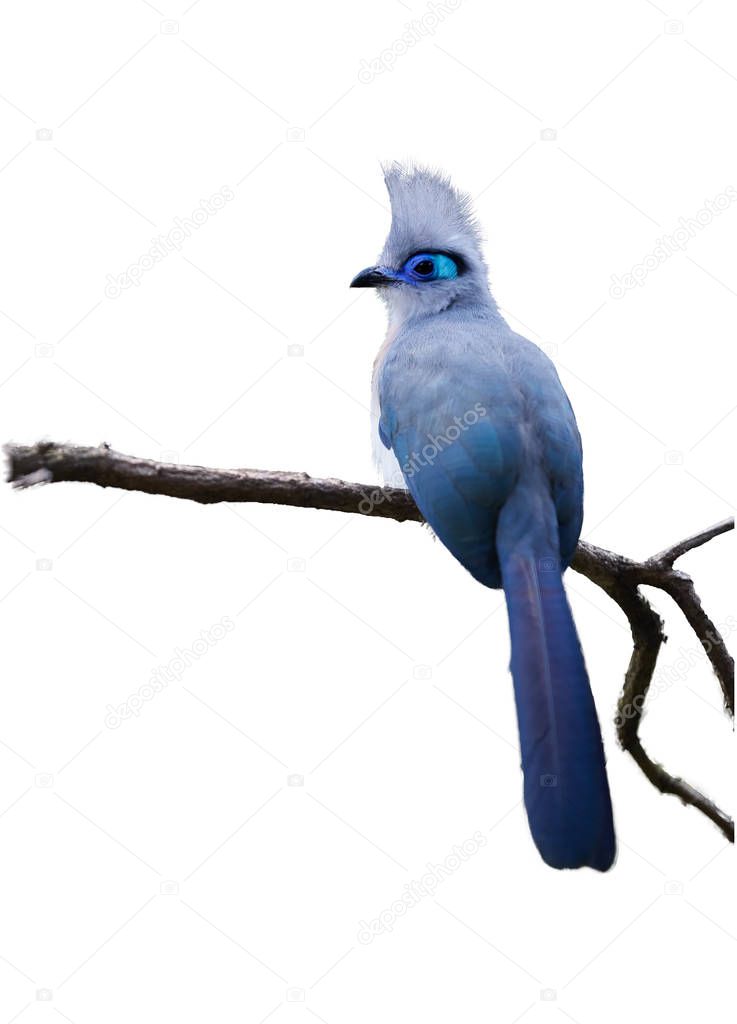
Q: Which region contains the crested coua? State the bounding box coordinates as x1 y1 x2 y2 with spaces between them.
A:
351 163 616 871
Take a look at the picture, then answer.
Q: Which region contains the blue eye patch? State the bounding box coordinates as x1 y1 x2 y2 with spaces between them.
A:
402 252 460 282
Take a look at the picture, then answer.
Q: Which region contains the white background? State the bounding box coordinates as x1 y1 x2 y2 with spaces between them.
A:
0 1 734 1021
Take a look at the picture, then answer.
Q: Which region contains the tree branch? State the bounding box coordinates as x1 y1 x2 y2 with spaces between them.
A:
5 441 733 841
6 441 423 520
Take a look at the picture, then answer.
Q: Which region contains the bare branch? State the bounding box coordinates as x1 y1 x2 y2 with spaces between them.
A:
4 440 733 841
650 519 733 568
5 441 422 521
628 737 734 840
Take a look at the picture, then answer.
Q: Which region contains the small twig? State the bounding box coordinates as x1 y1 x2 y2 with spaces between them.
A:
4 440 733 841
650 519 734 568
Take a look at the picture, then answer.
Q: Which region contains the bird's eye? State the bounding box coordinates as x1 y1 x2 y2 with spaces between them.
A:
403 252 459 282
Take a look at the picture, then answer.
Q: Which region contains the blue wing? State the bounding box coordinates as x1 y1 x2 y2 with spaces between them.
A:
388 411 519 588
377 313 582 583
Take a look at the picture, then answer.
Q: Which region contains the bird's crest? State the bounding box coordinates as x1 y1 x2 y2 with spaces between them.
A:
380 162 484 269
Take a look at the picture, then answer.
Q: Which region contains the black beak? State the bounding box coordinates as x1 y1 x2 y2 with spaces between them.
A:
349 266 396 288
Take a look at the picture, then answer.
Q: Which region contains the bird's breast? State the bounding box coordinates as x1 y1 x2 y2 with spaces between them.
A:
370 318 404 486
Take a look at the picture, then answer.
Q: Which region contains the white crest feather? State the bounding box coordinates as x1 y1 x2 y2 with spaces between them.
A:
380 161 485 269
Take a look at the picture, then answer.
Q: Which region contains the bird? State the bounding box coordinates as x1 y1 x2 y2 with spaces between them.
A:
350 163 616 871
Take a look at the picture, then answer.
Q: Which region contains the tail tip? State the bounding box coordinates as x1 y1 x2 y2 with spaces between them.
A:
536 834 617 872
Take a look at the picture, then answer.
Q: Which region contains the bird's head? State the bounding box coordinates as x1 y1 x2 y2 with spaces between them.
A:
350 162 492 320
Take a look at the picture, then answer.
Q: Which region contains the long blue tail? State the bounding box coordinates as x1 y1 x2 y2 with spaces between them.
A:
498 526 616 871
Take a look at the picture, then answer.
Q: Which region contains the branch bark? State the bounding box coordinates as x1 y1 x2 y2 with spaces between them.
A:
5 441 734 841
